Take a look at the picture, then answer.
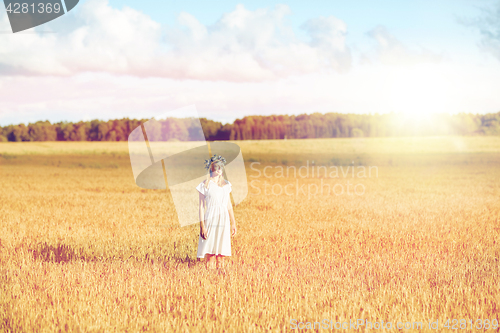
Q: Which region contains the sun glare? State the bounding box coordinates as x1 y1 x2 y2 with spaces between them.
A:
388 65 452 123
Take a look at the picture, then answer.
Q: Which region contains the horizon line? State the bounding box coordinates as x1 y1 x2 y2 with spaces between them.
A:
2 110 500 128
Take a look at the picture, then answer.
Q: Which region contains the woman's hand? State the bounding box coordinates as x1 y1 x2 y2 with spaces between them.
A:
200 223 208 240
231 223 237 237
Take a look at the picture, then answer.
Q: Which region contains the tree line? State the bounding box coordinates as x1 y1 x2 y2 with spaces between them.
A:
1 112 499 142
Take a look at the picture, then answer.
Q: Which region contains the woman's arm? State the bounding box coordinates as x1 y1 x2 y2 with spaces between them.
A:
227 199 237 236
199 192 207 239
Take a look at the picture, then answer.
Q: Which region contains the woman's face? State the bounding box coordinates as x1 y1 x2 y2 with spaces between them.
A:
211 164 223 177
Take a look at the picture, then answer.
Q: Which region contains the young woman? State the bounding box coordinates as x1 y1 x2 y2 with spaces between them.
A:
196 155 237 269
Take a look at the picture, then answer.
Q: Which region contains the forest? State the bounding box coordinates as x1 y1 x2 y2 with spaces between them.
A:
1 111 499 142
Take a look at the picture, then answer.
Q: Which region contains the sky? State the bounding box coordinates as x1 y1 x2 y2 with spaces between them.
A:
1 0 500 126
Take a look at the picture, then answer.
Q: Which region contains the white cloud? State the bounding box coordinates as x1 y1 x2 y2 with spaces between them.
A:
300 16 351 73
0 0 163 75
363 25 443 66
0 0 351 81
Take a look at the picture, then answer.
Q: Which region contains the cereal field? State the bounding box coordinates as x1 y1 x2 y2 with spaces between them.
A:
0 137 499 332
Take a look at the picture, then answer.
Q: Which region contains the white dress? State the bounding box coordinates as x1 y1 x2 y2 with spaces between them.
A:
196 179 232 258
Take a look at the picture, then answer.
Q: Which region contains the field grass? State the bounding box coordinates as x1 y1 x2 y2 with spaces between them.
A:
0 137 499 332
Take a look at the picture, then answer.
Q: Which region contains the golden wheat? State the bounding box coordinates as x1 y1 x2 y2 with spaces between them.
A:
0 137 499 332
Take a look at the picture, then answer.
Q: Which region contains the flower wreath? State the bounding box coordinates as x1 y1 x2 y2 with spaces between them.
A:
204 154 227 170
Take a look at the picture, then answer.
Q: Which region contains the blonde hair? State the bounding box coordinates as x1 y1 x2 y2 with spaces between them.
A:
204 160 228 189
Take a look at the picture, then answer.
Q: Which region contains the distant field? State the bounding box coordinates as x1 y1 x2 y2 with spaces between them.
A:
2 136 500 155
2 136 500 167
0 137 499 332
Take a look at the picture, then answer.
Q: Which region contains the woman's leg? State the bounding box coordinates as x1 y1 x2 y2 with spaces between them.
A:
215 255 224 269
205 254 216 269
